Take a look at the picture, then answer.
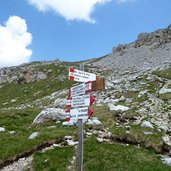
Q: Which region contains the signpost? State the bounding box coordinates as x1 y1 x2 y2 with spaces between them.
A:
66 94 95 108
66 65 105 171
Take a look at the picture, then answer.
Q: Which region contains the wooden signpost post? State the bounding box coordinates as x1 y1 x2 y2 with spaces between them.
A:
67 65 105 171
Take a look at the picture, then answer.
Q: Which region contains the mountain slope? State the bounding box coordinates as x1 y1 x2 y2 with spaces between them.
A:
92 24 171 78
0 24 171 170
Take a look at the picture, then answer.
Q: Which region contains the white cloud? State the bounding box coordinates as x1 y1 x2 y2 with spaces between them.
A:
27 0 111 23
116 0 134 4
0 16 32 67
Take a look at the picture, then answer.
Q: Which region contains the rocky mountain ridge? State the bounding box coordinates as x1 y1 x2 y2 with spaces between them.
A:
92 24 171 79
0 24 171 85
0 61 62 84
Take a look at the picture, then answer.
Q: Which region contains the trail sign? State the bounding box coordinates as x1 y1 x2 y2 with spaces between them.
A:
65 107 93 120
92 78 105 91
66 94 95 108
69 67 98 82
69 82 92 97
65 109 78 121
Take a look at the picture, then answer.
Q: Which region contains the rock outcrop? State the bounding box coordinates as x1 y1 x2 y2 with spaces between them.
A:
0 61 61 84
93 24 171 79
135 24 171 48
32 108 65 125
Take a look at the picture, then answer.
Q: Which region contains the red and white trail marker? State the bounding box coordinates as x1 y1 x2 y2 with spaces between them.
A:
69 68 98 82
69 82 92 97
65 107 93 120
66 94 95 108
65 109 77 121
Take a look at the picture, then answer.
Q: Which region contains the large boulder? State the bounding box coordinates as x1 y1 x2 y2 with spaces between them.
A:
86 117 102 126
141 120 154 129
32 108 65 125
108 103 130 111
159 81 171 94
35 72 47 81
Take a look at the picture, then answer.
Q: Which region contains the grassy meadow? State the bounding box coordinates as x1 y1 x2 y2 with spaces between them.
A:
0 64 171 170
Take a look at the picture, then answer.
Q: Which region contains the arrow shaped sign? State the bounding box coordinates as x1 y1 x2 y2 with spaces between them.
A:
65 107 93 120
66 94 95 108
69 68 98 82
69 82 92 97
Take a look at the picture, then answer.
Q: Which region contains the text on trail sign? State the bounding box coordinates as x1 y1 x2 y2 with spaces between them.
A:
65 107 93 120
69 67 98 82
66 94 95 108
69 82 92 97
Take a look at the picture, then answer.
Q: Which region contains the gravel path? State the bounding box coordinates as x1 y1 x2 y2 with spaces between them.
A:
1 155 33 171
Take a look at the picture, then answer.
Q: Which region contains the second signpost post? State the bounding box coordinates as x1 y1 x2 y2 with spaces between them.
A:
67 64 105 171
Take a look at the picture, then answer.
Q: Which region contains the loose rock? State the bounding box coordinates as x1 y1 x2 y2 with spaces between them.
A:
28 132 39 140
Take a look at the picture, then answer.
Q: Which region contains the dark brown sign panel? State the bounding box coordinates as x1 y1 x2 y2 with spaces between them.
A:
92 78 105 91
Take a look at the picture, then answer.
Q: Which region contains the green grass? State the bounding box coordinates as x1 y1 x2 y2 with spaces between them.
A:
31 138 170 171
32 146 75 171
159 94 171 100
0 64 171 170
0 64 73 108
153 68 171 79
84 138 171 171
0 105 169 170
92 105 116 129
92 105 165 153
123 91 139 99
0 108 76 162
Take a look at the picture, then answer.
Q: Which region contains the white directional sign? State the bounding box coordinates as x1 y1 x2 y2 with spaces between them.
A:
69 82 92 97
65 107 93 120
69 68 98 82
66 94 95 108
65 109 78 121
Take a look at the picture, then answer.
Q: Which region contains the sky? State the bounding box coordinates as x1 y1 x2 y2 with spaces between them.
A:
0 0 171 67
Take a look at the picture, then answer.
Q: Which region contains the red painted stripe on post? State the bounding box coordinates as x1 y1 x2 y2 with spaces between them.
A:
66 104 71 108
70 68 74 72
67 97 72 100
70 76 74 81
96 75 99 80
85 81 91 84
65 109 70 121
66 117 70 121
65 109 70 113
85 89 92 93
66 97 72 108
